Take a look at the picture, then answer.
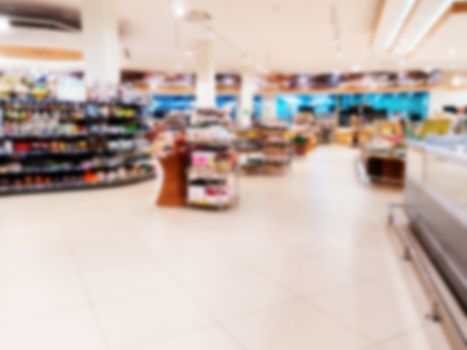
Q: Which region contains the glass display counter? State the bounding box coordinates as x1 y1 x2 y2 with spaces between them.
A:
405 137 467 313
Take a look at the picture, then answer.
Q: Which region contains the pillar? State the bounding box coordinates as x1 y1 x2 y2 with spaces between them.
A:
81 0 121 87
195 39 216 108
262 94 277 121
238 68 255 127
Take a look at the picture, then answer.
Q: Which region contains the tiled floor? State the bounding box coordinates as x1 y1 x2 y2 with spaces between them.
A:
0 146 452 350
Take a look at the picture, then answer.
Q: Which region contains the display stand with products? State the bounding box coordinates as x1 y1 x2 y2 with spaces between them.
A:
260 124 293 174
0 99 155 195
236 123 292 175
156 152 187 207
358 121 405 186
360 150 405 186
186 108 238 209
291 113 317 156
236 128 264 173
153 111 189 207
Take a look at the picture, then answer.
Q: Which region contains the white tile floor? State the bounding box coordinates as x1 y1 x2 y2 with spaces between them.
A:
0 146 452 350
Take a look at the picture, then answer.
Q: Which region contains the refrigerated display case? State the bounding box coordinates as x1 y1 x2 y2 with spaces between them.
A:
405 136 467 313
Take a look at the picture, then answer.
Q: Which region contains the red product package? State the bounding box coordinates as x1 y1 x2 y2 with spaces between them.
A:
14 142 31 152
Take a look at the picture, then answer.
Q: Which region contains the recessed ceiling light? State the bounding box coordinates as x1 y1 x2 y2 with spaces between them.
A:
172 0 186 18
351 65 361 72
0 16 11 32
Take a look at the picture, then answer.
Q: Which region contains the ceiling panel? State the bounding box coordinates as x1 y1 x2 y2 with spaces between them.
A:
1 0 467 73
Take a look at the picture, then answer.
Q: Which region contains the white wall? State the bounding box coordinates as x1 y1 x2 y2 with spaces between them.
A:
430 89 467 115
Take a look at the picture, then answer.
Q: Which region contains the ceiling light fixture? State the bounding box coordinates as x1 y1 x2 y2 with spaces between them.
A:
351 65 361 72
0 16 11 32
171 0 186 18
404 0 454 54
384 0 416 50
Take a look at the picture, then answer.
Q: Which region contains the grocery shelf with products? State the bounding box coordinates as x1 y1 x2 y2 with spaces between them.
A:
237 123 293 175
186 108 238 208
0 99 155 194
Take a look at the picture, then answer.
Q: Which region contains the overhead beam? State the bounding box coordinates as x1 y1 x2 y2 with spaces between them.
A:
407 1 454 56
371 0 386 47
372 0 418 52
0 45 82 61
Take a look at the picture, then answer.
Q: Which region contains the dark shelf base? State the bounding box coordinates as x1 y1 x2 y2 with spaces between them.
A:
0 173 156 196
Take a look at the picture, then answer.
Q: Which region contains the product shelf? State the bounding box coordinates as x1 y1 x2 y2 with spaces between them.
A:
186 108 238 209
0 100 155 194
237 124 293 175
0 172 155 196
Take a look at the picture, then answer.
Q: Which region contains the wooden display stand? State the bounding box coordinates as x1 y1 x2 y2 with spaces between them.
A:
361 151 405 186
156 153 187 207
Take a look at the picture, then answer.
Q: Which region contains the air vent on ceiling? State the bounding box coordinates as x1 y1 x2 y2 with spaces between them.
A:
10 17 77 32
0 2 80 32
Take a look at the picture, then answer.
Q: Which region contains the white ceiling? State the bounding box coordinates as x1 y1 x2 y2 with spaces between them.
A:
1 0 467 73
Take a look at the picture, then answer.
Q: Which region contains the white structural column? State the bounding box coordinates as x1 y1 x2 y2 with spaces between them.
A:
195 39 216 108
262 94 277 121
81 0 121 87
238 68 255 127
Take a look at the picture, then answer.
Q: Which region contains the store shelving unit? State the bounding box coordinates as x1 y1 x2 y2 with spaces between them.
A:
237 124 292 175
186 108 238 209
291 113 317 156
261 124 293 174
0 99 155 195
236 128 263 173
